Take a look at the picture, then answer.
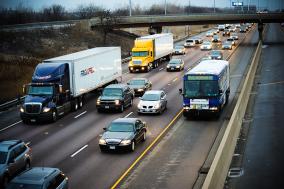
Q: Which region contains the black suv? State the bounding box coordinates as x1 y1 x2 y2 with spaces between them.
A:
6 167 68 189
0 140 32 187
96 84 134 112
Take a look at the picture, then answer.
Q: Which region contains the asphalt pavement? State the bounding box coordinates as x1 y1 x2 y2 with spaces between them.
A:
0 27 258 189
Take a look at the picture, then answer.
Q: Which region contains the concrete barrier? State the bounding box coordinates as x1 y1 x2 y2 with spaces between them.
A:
202 40 262 189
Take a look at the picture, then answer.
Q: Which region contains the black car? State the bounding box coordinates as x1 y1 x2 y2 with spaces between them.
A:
209 50 223 60
0 140 32 188
6 167 68 189
99 118 147 152
166 58 185 71
96 84 134 112
127 78 152 96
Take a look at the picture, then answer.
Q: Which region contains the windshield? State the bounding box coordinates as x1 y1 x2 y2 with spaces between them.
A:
203 42 211 45
175 46 183 49
0 151 7 164
6 183 42 189
107 122 134 132
169 59 182 64
211 51 221 56
142 93 160 101
132 51 148 57
184 80 219 98
28 86 53 96
129 80 145 85
102 88 122 97
186 40 194 43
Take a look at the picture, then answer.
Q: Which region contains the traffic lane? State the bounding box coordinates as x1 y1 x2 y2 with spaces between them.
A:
233 23 284 189
56 72 184 189
117 28 259 188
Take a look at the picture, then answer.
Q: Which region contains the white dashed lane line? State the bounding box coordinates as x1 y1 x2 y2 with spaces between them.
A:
125 112 133 118
0 120 22 132
159 68 164 71
70 145 88 158
74 111 87 119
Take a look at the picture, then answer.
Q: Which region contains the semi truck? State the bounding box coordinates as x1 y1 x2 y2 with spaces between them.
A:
20 47 122 123
180 60 230 117
128 33 173 73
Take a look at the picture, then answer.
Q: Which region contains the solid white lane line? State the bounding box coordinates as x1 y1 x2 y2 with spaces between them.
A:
26 141 31 146
125 112 133 118
70 145 88 158
74 111 87 119
0 120 22 132
159 68 164 71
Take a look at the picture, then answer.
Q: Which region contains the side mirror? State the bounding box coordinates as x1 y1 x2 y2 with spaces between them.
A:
179 88 183 94
103 127 107 131
139 97 142 99
143 122 146 127
127 82 130 85
219 89 223 94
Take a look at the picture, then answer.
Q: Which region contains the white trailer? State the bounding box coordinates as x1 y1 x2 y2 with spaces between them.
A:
44 47 122 97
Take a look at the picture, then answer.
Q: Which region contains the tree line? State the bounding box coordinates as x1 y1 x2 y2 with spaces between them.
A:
0 3 225 26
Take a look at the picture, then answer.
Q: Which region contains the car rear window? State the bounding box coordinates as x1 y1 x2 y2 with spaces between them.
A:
108 122 134 132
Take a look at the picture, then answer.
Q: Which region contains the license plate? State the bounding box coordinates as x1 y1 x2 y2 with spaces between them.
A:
136 69 139 71
105 106 109 109
30 119 36 122
109 146 115 150
171 68 174 70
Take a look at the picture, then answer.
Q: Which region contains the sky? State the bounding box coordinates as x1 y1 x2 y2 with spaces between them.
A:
0 0 282 11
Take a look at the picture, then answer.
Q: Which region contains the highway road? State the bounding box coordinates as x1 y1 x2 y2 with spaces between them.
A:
0 26 257 189
226 23 284 188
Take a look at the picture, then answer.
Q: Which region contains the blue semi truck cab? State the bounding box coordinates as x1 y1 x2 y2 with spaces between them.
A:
180 60 230 117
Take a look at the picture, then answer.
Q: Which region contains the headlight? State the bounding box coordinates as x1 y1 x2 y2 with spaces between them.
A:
99 139 106 145
20 107 24 113
120 139 131 145
209 107 218 110
137 102 142 109
167 65 170 68
218 56 221 59
183 106 190 110
137 88 144 92
43 107 51 112
96 99 100 105
154 103 160 109
115 99 120 105
176 66 180 68
130 67 134 70
141 67 145 70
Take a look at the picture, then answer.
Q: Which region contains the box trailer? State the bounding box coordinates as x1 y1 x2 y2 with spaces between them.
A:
20 47 122 123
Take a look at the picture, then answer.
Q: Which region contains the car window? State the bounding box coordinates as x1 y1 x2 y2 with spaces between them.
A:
141 93 160 101
0 151 7 164
8 150 16 162
129 80 145 85
161 92 165 99
135 120 143 130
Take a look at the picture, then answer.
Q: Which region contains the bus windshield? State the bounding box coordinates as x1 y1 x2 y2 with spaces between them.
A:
132 51 148 57
184 80 219 98
28 86 53 96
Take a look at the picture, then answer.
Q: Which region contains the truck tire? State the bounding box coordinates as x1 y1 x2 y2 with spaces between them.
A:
78 96 84 109
72 99 78 111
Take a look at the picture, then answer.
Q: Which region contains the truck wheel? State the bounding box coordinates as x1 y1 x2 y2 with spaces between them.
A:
79 97 83 109
72 99 78 111
52 110 57 122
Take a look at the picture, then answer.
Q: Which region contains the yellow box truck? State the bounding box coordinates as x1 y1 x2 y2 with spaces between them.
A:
128 33 173 73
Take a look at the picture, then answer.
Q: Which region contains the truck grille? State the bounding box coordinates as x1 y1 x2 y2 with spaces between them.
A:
133 60 142 65
100 100 116 105
25 103 42 114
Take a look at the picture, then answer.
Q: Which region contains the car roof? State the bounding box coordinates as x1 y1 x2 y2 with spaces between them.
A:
112 118 139 124
105 84 127 89
144 90 164 95
0 140 23 152
11 167 60 185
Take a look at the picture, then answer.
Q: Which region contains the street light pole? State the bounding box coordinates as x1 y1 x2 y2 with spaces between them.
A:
129 0 132 16
165 0 167 15
214 0 216 13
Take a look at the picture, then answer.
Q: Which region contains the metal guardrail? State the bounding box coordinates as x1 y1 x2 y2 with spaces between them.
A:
0 96 25 111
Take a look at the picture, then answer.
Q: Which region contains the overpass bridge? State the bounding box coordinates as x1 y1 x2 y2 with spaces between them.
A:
90 13 284 38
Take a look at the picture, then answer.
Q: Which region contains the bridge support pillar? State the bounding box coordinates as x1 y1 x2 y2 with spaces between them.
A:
148 26 162 34
258 22 263 42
